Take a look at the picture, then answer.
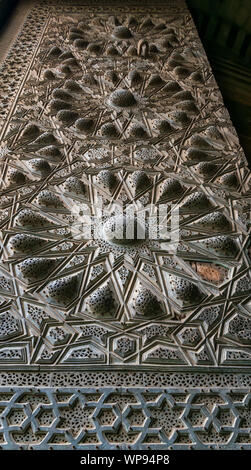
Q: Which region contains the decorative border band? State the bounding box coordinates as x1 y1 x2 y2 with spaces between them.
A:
0 384 250 450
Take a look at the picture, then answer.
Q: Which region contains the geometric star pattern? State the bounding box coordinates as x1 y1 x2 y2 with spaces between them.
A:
0 387 250 449
0 1 250 370
0 0 250 450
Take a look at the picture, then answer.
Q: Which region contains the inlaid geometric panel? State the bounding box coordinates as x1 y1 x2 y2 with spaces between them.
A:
0 386 250 449
0 0 250 371
0 0 250 450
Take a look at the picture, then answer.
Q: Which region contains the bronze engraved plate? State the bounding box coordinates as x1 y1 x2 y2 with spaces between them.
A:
0 0 250 449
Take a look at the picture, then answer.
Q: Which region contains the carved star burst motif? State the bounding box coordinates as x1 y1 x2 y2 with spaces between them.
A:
58 398 95 438
149 398 185 439
0 8 250 369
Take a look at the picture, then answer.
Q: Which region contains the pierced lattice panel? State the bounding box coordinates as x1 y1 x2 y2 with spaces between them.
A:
0 0 250 449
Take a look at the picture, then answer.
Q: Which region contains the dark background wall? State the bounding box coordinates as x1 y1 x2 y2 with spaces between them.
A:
0 0 19 34
187 0 251 165
0 0 251 164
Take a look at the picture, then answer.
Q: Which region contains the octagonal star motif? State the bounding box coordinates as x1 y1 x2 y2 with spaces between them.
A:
0 6 249 373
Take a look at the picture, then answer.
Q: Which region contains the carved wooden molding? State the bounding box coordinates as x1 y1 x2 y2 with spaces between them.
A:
0 0 250 449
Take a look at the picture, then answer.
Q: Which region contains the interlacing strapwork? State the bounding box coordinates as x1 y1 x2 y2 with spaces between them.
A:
0 387 250 449
0 0 250 449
